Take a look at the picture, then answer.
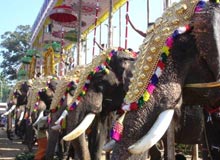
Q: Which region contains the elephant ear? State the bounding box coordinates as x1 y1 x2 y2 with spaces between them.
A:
192 2 220 81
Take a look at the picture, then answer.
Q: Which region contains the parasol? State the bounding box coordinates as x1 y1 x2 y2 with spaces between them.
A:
49 4 77 23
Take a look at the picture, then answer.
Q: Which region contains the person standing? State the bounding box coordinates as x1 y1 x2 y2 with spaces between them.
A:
34 115 48 160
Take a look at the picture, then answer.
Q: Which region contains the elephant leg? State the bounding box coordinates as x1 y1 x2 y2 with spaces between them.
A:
25 124 35 152
71 133 91 160
88 115 109 160
6 113 13 140
45 129 60 159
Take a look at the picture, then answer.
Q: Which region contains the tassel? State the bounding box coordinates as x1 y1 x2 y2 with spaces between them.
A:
111 112 126 141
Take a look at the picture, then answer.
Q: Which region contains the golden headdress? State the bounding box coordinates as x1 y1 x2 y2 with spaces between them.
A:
124 0 200 104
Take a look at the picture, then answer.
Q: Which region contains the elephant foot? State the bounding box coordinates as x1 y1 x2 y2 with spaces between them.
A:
7 130 14 140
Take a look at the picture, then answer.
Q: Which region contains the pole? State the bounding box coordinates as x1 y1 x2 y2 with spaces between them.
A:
125 0 129 49
107 0 113 48
77 0 82 65
119 7 122 47
147 0 150 27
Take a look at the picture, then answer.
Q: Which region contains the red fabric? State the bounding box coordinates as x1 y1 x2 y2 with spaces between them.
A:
34 137 48 160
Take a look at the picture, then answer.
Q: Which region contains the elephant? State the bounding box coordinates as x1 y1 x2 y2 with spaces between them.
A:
10 80 32 141
52 48 137 160
45 66 86 160
61 1 220 160
108 1 220 160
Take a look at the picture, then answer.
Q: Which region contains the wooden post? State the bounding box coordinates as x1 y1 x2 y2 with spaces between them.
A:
192 144 199 160
167 119 175 160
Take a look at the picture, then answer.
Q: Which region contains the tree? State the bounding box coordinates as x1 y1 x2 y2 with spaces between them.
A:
0 25 31 80
0 72 11 102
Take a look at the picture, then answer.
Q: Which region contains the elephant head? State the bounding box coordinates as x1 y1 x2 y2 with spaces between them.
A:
31 77 58 127
53 48 136 159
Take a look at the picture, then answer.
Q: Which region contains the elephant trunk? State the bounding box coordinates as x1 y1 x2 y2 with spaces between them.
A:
63 113 95 141
128 109 174 154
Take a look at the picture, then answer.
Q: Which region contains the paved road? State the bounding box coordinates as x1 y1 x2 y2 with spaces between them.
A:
0 126 36 160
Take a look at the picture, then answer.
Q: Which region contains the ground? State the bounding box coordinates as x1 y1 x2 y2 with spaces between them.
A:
0 126 37 160
0 125 201 160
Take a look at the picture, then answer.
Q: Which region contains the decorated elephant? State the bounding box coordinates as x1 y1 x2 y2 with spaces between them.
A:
108 0 220 159
51 48 137 160
45 66 84 160
8 80 32 141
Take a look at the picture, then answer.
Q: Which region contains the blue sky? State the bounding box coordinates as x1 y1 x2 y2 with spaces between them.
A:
0 0 179 64
0 0 44 62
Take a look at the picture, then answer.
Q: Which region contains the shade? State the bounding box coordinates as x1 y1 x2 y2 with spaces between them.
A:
49 5 77 23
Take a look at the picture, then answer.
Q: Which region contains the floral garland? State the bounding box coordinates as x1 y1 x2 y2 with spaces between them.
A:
33 87 48 112
50 81 76 113
122 25 191 111
67 57 112 111
50 48 137 127
66 47 136 111
121 0 207 112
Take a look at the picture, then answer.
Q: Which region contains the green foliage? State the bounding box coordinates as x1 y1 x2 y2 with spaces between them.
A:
0 25 31 80
15 152 34 160
0 72 11 102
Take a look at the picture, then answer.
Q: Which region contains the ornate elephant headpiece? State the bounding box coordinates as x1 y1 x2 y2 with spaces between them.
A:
124 0 206 106
50 65 86 112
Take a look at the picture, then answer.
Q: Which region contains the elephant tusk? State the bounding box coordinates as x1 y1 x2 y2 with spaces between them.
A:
63 113 95 141
2 105 16 116
128 109 174 154
103 139 116 152
33 111 44 127
55 110 68 125
19 111 25 121
51 124 61 130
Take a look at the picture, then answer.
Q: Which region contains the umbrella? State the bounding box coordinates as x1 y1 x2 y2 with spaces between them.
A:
72 2 100 16
49 4 77 23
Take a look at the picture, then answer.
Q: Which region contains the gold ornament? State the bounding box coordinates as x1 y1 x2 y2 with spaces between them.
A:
124 0 201 104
